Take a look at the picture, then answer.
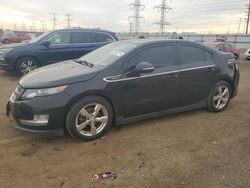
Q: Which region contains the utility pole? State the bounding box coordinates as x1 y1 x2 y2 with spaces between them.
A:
238 18 242 34
22 21 26 31
128 0 145 34
245 0 250 34
66 14 72 28
50 13 57 30
154 0 173 33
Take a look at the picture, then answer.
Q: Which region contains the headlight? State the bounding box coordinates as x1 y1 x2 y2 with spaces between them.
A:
21 85 68 100
0 48 13 56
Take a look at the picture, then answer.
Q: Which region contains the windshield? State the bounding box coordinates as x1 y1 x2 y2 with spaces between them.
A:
78 42 138 66
28 32 51 43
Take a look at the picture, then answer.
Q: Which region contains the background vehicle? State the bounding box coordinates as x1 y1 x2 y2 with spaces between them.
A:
7 40 240 141
1 33 32 44
244 48 250 60
0 28 118 75
204 42 240 60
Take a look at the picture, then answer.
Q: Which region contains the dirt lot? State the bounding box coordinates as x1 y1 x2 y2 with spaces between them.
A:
0 60 250 188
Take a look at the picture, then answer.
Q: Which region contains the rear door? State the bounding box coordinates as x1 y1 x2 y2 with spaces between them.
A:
38 31 71 65
178 44 219 105
121 44 183 117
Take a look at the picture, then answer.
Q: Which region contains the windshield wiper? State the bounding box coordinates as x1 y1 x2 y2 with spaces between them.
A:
74 59 94 68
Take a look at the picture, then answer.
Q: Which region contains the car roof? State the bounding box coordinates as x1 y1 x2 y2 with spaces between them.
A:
52 28 116 34
117 39 217 52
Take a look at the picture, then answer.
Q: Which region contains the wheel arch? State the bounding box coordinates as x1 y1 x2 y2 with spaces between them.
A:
64 91 118 130
221 78 235 97
15 55 42 70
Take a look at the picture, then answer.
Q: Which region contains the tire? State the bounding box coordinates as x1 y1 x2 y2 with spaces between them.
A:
16 57 40 75
66 96 113 141
207 81 232 113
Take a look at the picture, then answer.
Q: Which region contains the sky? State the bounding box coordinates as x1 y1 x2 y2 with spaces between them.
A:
0 0 248 34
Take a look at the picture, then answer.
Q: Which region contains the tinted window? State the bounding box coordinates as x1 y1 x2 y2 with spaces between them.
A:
46 32 70 44
71 32 93 43
94 33 114 42
123 45 175 74
179 45 205 64
205 51 213 61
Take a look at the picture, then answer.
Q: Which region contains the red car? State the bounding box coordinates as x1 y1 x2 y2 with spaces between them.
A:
1 33 31 44
205 42 240 60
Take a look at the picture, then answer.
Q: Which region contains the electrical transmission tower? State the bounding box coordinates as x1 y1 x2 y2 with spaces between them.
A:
154 0 173 33
50 13 57 30
66 14 72 28
129 20 133 33
245 0 250 34
128 0 145 34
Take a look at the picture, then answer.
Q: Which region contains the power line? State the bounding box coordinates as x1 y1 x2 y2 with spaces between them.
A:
154 0 173 33
128 0 145 33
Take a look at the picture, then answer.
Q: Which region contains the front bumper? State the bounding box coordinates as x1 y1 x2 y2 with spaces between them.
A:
0 57 14 71
6 91 71 135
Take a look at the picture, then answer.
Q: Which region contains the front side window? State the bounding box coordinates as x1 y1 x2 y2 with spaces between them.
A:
124 45 175 73
46 32 70 44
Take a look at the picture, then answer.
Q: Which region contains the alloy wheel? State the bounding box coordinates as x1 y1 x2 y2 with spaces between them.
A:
213 85 230 110
75 103 108 137
20 60 38 74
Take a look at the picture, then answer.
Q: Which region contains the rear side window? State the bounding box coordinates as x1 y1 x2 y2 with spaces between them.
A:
179 45 204 64
93 33 114 42
71 32 93 43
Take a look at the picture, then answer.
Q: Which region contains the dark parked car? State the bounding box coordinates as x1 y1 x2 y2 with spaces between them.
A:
205 42 240 60
0 28 118 75
6 39 240 141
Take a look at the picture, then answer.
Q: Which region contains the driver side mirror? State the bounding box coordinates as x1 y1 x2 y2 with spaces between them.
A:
41 40 51 47
135 62 155 74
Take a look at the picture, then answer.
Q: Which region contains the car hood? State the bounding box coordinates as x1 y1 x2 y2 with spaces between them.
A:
19 60 100 88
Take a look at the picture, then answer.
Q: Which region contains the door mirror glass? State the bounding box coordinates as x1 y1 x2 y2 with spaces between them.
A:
136 62 155 74
41 40 51 47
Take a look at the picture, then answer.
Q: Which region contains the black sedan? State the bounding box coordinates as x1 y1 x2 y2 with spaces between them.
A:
6 39 240 141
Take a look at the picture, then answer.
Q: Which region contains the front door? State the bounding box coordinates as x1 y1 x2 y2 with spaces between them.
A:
38 32 71 65
121 44 183 118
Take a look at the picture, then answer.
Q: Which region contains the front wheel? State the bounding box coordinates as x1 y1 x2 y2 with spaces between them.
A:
16 57 39 75
207 81 232 112
66 96 113 141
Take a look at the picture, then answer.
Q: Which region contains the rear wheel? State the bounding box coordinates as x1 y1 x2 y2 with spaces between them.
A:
207 81 231 112
66 96 113 141
16 57 39 75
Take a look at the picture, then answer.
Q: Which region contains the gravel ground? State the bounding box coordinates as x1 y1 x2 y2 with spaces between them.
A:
0 60 250 188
